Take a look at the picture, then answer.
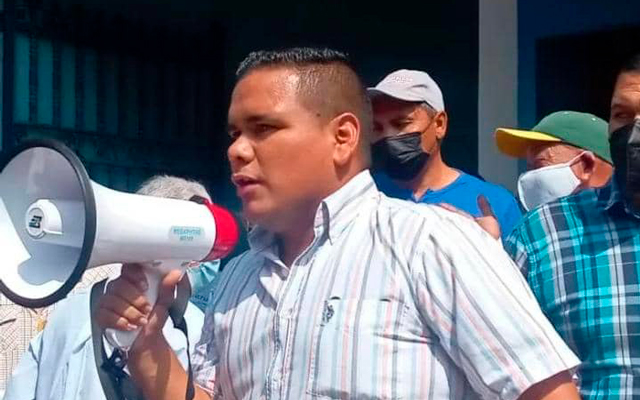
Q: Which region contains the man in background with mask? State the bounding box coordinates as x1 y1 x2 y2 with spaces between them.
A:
369 69 522 239
504 54 640 400
496 110 613 211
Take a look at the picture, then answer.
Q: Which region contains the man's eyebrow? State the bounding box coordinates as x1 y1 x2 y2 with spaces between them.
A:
228 113 277 126
610 93 638 110
245 114 272 124
227 114 265 130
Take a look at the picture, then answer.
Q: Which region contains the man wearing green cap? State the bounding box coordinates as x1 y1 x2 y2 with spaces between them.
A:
495 110 613 211
504 54 640 399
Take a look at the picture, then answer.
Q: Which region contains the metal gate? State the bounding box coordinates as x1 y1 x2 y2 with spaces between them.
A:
1 0 232 200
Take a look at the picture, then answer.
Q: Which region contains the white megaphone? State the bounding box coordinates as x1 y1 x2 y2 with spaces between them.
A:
0 139 240 349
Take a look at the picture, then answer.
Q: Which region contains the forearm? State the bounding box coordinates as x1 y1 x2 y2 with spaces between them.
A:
128 334 211 400
518 371 581 400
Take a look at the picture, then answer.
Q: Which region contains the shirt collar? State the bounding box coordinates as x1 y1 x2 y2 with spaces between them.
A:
247 170 378 252
318 170 378 244
597 178 619 210
597 177 640 219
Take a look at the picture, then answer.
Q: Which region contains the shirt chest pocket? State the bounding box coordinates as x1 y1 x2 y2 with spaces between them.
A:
306 298 416 400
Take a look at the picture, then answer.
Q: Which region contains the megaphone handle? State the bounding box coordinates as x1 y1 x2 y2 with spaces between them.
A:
104 266 163 351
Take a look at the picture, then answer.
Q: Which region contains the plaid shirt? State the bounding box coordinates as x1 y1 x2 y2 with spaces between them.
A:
505 181 640 399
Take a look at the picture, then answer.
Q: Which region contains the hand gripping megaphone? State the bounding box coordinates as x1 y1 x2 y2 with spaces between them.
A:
0 139 239 349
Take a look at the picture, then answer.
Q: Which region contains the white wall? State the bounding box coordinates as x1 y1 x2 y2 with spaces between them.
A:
478 0 519 192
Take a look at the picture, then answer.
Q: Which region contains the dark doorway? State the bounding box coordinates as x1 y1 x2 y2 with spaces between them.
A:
536 26 640 122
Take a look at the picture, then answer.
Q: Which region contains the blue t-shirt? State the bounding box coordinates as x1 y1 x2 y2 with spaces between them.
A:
374 171 522 240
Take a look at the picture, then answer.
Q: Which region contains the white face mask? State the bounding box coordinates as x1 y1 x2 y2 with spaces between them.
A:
517 152 585 211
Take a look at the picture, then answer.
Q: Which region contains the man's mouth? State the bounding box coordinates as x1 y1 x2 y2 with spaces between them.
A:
232 174 260 187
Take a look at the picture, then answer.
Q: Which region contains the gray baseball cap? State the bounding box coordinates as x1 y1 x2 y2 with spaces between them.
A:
367 69 445 112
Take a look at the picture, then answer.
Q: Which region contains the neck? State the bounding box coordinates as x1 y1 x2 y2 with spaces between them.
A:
277 225 315 267
397 152 459 199
274 166 365 267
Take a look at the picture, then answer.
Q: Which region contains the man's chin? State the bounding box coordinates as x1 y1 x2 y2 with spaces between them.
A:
241 204 269 227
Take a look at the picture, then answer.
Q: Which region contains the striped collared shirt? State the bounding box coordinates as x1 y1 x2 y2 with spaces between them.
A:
193 171 579 399
505 180 640 399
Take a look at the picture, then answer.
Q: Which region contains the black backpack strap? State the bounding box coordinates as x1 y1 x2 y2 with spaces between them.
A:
90 276 195 400
170 276 195 400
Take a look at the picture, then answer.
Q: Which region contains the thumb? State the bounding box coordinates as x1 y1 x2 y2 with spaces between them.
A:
135 270 182 340
143 270 183 332
155 269 184 309
477 195 495 217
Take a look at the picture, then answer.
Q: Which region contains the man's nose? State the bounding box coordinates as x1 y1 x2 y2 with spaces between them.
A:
228 136 254 169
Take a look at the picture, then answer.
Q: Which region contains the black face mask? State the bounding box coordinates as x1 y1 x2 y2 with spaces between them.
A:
609 119 640 209
371 132 430 181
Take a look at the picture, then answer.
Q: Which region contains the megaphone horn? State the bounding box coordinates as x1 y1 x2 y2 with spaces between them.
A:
0 139 240 348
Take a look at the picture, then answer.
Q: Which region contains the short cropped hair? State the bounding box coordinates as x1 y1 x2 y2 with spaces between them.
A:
136 175 211 201
618 53 640 76
236 47 373 147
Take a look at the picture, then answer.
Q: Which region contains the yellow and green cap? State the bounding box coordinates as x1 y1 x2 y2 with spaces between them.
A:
495 111 612 164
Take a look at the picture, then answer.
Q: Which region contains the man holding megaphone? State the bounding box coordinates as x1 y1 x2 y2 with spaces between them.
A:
96 48 581 400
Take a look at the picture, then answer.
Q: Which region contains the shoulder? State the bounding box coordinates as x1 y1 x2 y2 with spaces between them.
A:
47 290 91 327
375 196 515 287
459 173 517 204
376 193 497 250
207 250 262 304
216 250 261 280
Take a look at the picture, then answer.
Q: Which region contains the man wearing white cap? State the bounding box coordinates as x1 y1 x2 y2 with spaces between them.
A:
369 69 522 239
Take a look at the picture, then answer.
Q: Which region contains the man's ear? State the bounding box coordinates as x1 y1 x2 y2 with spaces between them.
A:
332 112 361 166
433 111 448 141
574 151 596 185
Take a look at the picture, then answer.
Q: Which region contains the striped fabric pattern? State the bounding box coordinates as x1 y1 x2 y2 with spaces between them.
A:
505 181 640 400
193 171 579 399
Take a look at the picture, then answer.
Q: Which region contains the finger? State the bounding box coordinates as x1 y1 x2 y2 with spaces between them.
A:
100 294 149 326
141 271 183 335
155 270 184 308
477 195 495 217
438 203 474 220
107 278 152 314
120 263 149 292
96 307 138 331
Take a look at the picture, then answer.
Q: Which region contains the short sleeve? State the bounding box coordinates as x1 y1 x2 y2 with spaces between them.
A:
413 210 579 400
